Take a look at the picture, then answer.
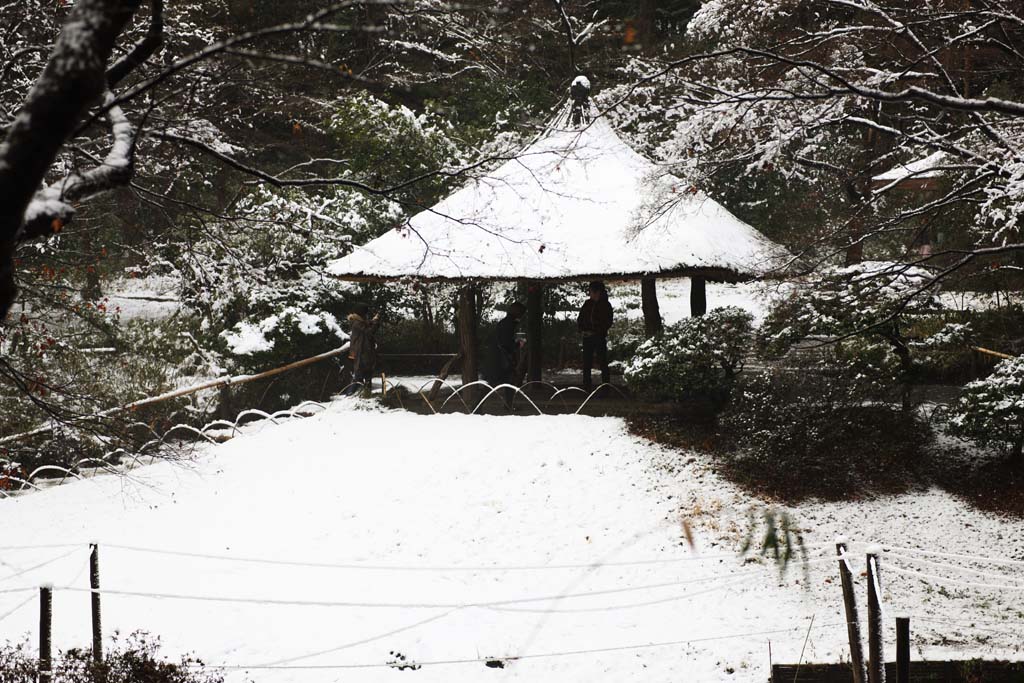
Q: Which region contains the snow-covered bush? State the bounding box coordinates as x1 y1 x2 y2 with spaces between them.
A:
720 355 931 499
758 262 958 409
170 185 395 370
220 306 347 363
946 355 1024 459
624 307 753 400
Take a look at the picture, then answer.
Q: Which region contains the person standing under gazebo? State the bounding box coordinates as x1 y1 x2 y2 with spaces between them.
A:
577 281 613 390
489 302 526 387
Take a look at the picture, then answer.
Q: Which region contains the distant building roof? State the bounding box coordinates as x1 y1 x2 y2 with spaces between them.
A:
872 151 947 190
328 109 789 283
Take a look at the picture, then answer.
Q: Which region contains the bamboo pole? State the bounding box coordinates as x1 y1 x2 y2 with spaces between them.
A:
0 343 350 445
971 345 1014 360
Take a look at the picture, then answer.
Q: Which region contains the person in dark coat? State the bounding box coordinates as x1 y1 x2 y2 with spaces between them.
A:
577 281 613 390
345 303 380 394
489 302 526 386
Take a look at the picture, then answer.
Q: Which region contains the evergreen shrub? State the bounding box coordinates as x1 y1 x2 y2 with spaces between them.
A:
624 307 754 401
945 355 1024 459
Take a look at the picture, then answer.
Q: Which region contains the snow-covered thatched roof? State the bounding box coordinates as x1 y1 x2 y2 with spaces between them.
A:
327 111 789 283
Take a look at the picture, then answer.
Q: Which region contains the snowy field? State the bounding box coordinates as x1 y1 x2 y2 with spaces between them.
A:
1 399 1022 682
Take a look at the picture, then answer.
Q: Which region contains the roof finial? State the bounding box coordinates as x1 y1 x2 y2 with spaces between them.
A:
570 75 591 127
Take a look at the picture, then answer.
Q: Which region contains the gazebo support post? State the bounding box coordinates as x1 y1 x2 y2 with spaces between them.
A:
690 277 707 317
458 285 479 387
641 276 663 336
527 282 543 382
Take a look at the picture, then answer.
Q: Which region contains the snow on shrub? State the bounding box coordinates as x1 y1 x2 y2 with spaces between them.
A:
220 306 347 361
756 261 964 410
624 306 753 400
946 355 1024 458
720 352 931 500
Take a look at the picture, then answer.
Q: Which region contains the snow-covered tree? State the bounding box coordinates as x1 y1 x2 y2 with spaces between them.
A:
603 0 1024 286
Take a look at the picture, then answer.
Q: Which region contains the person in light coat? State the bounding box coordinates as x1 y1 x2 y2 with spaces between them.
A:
345 303 379 394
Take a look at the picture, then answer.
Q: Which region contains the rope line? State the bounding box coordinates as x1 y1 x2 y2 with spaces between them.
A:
911 615 1024 635
886 563 1024 592
52 569 772 609
881 544 1024 568
884 551 1024 583
103 542 756 571
487 575 758 614
257 610 459 667
0 593 35 625
200 621 840 670
0 547 80 584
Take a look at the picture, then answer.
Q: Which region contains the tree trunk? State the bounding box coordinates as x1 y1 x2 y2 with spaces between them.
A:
458 285 478 386
635 0 657 54
81 229 103 301
690 277 707 317
641 276 663 336
1014 419 1023 461
888 328 914 413
527 282 543 382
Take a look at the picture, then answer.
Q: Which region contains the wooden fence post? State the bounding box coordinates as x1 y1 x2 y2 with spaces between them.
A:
896 616 909 683
866 546 885 683
90 543 102 665
39 585 52 683
836 539 867 683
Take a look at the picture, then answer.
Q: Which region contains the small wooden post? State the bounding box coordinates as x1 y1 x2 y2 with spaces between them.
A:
39 585 52 683
896 616 909 683
90 543 102 665
836 539 867 683
457 286 479 387
640 276 663 336
690 276 707 317
427 352 462 402
527 283 543 382
866 547 885 683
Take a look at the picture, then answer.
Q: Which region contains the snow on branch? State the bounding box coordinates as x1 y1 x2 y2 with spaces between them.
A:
106 0 164 87
21 93 136 240
0 0 146 319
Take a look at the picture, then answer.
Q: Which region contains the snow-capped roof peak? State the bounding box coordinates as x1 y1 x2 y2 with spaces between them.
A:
328 112 789 282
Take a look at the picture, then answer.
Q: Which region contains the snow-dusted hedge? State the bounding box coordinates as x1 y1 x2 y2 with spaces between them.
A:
624 306 754 400
720 352 931 499
946 355 1024 458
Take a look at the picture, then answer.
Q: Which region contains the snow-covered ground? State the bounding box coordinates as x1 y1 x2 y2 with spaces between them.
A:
608 278 790 326
104 274 181 320
1 400 1022 682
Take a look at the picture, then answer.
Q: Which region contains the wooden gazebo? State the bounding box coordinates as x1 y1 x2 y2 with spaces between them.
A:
328 79 788 386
